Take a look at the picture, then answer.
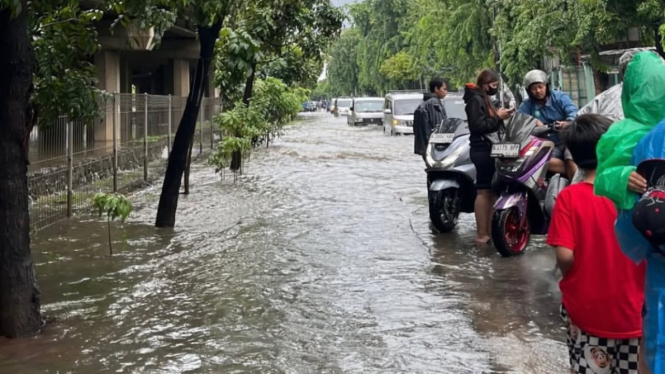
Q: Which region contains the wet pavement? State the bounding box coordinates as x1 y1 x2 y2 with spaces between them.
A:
1 112 567 373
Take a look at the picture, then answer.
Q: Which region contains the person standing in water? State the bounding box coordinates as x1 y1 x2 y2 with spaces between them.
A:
463 69 514 244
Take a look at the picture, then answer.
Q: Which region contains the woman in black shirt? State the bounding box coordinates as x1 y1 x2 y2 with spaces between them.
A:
463 69 514 244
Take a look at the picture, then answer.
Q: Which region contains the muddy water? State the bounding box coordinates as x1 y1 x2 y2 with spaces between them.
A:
1 113 567 373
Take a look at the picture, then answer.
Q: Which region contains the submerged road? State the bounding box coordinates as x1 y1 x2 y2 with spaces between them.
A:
2 112 566 373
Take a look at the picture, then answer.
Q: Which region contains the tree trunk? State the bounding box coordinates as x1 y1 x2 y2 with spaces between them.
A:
183 139 193 195
0 2 43 338
655 23 665 59
242 65 257 106
107 218 113 256
155 22 223 228
230 64 257 172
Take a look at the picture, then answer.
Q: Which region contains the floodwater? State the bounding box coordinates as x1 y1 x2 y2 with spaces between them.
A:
1 113 567 373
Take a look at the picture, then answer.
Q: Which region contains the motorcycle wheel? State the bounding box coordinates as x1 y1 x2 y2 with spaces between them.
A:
429 189 459 233
492 208 530 257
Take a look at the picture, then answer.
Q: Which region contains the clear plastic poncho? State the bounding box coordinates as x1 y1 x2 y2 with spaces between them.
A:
577 84 624 122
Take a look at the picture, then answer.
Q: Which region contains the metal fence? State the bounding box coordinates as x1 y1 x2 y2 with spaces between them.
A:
28 93 221 231
550 65 596 108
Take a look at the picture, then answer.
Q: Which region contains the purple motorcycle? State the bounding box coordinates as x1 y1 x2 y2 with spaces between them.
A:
490 113 569 257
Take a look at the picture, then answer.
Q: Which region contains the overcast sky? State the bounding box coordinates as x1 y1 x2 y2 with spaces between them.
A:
332 0 357 6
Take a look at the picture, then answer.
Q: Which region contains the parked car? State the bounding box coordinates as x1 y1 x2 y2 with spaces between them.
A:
347 97 384 126
382 91 423 136
302 101 316 112
335 97 353 116
442 94 467 119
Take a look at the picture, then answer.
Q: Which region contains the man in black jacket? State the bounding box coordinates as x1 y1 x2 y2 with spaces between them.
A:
414 77 449 159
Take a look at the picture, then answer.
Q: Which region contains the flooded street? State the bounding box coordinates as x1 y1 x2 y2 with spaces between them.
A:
3 113 567 373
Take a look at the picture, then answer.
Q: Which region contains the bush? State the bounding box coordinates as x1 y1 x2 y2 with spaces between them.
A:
209 77 308 170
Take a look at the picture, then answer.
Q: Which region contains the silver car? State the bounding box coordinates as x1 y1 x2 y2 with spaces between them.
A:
347 97 384 126
382 91 423 136
336 97 353 117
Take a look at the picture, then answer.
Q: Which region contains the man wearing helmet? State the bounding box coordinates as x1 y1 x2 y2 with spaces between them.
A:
518 69 579 180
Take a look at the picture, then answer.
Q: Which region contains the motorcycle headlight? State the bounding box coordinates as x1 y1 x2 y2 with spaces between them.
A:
427 143 463 169
497 157 528 176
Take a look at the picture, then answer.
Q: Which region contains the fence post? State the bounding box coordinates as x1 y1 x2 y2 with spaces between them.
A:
199 103 203 155
66 120 73 217
167 94 172 153
144 93 149 182
113 92 119 193
209 100 214 150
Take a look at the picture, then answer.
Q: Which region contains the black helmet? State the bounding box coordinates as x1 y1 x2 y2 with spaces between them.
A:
632 159 665 255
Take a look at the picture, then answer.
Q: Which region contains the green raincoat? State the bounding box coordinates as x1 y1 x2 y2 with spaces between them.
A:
595 52 665 210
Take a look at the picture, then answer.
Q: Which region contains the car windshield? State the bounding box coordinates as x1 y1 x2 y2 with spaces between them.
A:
393 98 421 115
443 99 467 120
337 99 352 107
354 100 383 113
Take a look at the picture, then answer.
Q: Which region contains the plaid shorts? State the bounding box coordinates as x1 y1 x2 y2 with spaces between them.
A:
561 305 640 374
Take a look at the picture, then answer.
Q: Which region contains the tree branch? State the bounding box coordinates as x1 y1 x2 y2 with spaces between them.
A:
40 18 80 28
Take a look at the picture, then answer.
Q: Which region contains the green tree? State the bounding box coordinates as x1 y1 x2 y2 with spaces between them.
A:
214 0 342 171
379 51 419 88
401 0 451 84
0 0 236 336
31 2 104 132
154 0 234 228
326 28 361 96
0 0 42 338
209 77 306 170
350 0 410 94
93 193 132 256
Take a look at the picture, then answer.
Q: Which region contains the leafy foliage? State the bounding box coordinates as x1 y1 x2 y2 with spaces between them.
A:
379 52 419 87
215 27 264 105
209 78 307 170
30 1 104 126
93 192 132 223
215 0 343 108
326 0 664 94
92 192 132 255
326 28 361 96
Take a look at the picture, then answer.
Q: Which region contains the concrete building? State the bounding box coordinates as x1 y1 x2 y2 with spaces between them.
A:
28 17 221 168
537 27 645 108
93 17 219 142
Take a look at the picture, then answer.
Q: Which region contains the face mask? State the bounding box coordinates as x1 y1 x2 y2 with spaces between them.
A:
487 87 498 96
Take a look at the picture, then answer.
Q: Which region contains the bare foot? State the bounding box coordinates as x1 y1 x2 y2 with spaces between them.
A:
475 236 491 245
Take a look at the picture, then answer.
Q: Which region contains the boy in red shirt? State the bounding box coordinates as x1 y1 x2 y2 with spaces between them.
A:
547 114 646 374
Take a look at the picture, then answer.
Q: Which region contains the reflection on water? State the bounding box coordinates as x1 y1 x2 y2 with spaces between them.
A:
1 113 567 373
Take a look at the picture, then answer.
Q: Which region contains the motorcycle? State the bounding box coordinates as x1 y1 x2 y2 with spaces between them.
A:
426 118 477 233
490 113 569 256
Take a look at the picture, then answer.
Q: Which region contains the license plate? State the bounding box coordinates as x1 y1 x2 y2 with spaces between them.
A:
429 133 455 144
491 143 520 158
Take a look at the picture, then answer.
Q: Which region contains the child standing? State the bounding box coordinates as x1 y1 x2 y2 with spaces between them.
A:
548 114 646 374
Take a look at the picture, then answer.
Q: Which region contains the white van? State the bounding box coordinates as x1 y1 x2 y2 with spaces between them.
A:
383 91 424 136
348 97 384 126
335 97 353 116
